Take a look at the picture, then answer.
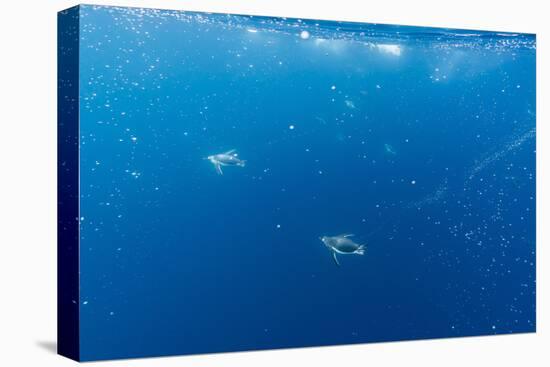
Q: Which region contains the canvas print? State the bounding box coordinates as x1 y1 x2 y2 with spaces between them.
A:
58 4 536 362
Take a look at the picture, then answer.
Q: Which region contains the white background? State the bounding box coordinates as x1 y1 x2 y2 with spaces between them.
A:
0 0 546 365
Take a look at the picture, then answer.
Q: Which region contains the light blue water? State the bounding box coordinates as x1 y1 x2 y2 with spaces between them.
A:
76 5 535 360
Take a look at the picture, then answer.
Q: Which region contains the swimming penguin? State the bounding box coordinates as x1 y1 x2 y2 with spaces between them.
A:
207 149 246 175
320 234 365 266
384 144 397 155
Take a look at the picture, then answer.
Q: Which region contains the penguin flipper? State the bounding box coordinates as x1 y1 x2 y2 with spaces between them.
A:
332 252 340 266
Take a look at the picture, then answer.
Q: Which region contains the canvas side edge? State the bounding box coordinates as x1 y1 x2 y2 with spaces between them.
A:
57 5 81 362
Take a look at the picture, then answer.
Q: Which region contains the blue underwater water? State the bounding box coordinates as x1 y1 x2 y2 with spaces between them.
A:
75 5 536 361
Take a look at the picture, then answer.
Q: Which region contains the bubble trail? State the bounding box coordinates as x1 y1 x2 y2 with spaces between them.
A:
466 127 535 182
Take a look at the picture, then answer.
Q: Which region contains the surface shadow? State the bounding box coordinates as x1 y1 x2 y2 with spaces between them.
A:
36 340 57 354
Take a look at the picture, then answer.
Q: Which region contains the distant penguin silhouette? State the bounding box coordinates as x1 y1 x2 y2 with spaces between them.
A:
207 149 246 175
320 234 365 266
